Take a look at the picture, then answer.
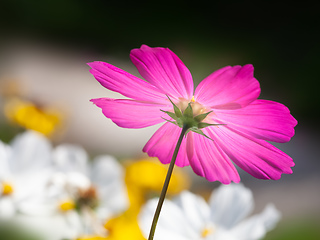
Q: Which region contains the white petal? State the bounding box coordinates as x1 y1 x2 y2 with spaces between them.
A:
90 155 123 185
14 169 51 198
53 144 89 174
259 203 281 231
229 204 281 240
209 183 254 229
15 212 83 240
91 155 128 217
46 172 70 201
62 210 84 237
173 191 210 232
17 199 56 216
0 197 15 217
0 141 11 178
13 170 55 215
66 172 91 191
139 198 199 240
8 131 52 174
206 228 238 240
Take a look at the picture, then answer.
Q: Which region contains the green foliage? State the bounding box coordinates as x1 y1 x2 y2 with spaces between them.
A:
265 218 320 240
0 221 42 240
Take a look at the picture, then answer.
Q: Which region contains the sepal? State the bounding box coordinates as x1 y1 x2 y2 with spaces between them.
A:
162 95 224 140
187 127 213 141
198 122 225 129
161 117 179 126
183 103 193 118
167 95 182 118
160 110 177 120
194 111 213 122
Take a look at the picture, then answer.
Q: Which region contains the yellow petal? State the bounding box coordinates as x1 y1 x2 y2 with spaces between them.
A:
4 97 62 136
105 213 146 240
77 236 108 240
125 158 189 194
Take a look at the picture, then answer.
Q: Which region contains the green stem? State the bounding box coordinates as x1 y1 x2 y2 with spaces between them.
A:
148 125 188 240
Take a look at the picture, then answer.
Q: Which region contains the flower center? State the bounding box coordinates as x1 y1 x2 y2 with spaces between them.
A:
176 97 208 117
201 226 215 238
162 95 219 140
59 199 76 212
58 185 99 212
1 182 14 196
77 185 99 209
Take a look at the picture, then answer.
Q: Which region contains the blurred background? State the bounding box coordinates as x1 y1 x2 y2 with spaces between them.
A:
0 1 319 239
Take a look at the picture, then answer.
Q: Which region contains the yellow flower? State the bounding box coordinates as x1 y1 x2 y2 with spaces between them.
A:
4 97 62 136
77 236 108 240
125 158 188 193
105 212 145 240
104 158 190 240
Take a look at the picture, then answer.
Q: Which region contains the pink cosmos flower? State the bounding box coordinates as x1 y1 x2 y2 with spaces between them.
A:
88 45 297 184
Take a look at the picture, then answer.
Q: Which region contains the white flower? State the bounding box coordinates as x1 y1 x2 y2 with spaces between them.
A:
139 184 281 240
0 131 53 218
44 144 129 239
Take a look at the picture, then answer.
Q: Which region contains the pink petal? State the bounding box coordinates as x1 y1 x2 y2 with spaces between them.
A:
130 45 194 101
207 126 295 180
88 61 166 103
143 122 190 167
186 130 240 184
214 99 298 143
194 64 260 109
91 98 168 128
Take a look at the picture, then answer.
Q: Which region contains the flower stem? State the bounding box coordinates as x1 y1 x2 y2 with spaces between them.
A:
148 125 188 240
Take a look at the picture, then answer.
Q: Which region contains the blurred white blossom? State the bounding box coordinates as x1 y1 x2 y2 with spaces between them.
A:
0 131 282 240
139 184 281 240
0 131 53 217
0 131 129 240
42 144 129 239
